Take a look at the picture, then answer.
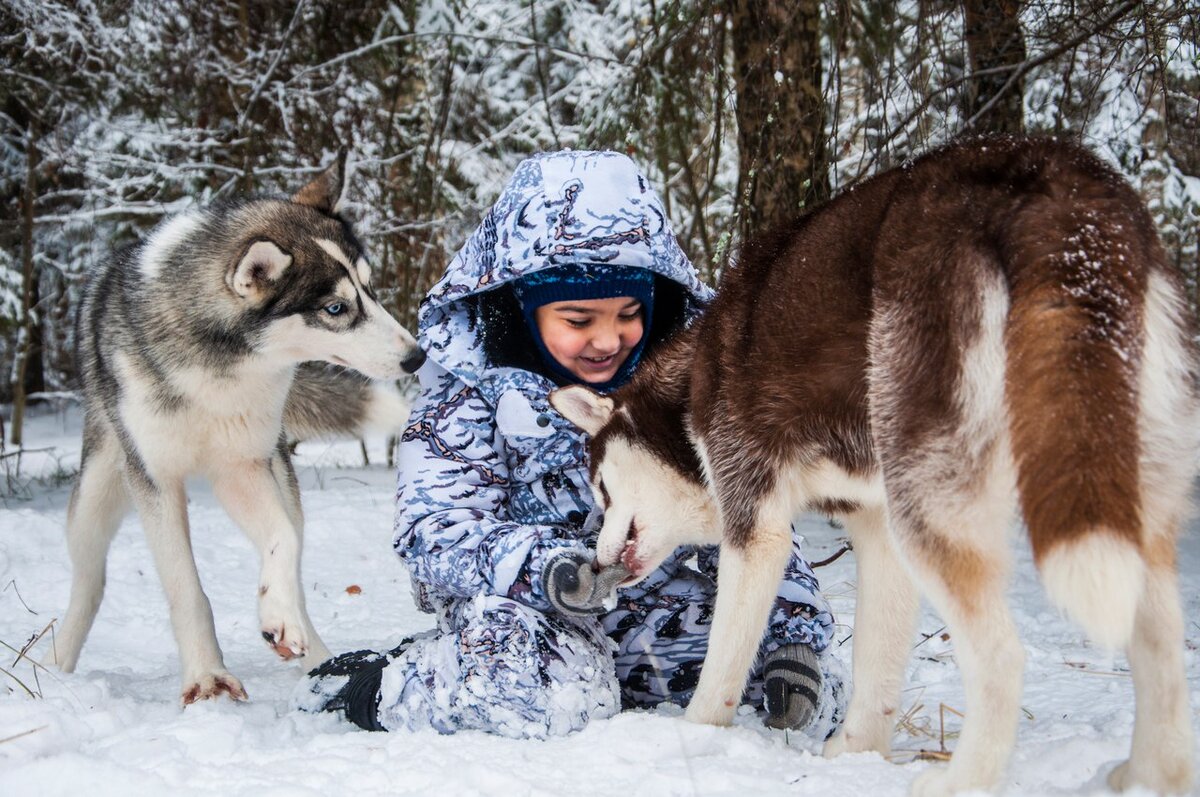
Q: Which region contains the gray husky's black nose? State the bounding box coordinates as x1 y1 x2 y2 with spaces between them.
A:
401 349 427 374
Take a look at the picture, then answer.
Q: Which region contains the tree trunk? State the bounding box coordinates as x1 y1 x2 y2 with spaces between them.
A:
10 127 38 447
962 0 1027 134
22 272 46 400
728 0 827 248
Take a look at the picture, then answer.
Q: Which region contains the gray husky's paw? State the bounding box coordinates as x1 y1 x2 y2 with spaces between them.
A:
262 626 306 659
258 585 326 662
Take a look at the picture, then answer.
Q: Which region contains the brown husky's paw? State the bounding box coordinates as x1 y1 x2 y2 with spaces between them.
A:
1108 758 1194 795
824 721 892 758
683 695 738 727
181 672 248 705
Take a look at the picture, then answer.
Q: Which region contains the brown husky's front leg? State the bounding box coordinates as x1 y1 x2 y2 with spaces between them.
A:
685 523 793 726
824 504 918 757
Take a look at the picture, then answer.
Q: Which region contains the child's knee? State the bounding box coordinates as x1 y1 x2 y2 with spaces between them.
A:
455 595 620 737
457 598 547 686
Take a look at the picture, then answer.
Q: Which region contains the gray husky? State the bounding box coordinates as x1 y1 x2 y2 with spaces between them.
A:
50 155 424 703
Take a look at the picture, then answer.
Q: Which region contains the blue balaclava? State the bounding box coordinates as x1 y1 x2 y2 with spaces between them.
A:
512 263 656 391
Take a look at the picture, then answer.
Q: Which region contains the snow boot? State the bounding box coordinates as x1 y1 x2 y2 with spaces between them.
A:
302 640 411 732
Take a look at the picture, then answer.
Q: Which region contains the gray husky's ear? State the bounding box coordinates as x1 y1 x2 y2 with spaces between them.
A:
550 385 615 436
292 149 347 215
229 240 293 300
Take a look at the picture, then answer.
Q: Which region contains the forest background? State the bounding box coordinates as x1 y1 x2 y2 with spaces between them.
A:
2 0 1197 448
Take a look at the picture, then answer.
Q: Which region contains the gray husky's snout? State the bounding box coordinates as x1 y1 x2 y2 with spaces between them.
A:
401 349 427 374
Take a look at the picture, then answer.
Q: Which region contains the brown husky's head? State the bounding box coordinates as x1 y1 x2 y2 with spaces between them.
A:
209 152 425 378
551 377 720 585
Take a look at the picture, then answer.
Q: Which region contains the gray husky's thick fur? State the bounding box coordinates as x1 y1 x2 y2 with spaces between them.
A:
554 138 1195 796
283 362 411 443
50 156 424 703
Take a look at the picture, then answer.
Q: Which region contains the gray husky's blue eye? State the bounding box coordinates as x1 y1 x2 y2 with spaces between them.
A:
324 302 345 316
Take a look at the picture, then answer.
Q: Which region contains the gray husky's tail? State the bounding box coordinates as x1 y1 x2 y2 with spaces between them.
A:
283 363 411 442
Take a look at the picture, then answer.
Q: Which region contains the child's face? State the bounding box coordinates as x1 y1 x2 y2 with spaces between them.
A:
533 296 645 384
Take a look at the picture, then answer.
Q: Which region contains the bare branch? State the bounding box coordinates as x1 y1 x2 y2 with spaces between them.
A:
238 0 312 129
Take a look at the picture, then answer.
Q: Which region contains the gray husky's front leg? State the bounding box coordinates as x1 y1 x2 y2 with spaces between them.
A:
685 524 793 726
211 454 330 668
130 470 246 703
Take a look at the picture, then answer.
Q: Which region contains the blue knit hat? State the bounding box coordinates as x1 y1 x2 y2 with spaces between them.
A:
512 264 655 390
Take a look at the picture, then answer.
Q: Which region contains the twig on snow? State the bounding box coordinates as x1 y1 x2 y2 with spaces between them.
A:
0 665 38 699
2 579 36 614
812 542 852 569
6 619 57 670
0 725 47 745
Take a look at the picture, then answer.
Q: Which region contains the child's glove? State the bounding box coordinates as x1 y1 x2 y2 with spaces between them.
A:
543 551 629 616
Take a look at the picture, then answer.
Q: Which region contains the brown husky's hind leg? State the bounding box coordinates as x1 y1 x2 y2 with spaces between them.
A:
871 263 1025 795
1103 271 1193 794
893 504 1023 797
1108 547 1193 794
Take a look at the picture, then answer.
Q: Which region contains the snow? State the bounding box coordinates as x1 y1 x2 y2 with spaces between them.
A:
2 406 1198 796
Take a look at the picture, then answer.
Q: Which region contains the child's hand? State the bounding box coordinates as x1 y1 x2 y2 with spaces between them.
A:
543 552 630 615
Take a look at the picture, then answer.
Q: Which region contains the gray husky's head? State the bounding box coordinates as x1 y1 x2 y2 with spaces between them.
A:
551 383 720 585
146 152 424 378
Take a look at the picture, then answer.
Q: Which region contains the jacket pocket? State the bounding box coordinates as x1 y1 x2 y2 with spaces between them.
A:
495 389 591 524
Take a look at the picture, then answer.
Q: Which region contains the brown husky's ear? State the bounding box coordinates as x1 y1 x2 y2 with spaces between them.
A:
292 149 347 215
229 240 292 301
550 385 615 436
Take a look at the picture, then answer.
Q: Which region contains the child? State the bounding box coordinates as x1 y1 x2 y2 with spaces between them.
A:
298 150 842 739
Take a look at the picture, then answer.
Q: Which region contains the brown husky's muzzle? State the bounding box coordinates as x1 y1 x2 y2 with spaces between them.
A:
598 518 660 586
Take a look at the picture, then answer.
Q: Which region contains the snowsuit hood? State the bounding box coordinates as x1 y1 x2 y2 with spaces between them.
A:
418 150 713 387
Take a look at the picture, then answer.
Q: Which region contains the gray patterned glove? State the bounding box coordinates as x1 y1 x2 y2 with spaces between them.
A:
543 551 630 616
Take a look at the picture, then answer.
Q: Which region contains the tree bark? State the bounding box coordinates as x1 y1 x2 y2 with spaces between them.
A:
10 127 38 447
23 271 45 399
962 0 1027 134
728 0 827 248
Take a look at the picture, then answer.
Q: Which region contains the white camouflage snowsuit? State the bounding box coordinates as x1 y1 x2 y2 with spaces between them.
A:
375 151 839 738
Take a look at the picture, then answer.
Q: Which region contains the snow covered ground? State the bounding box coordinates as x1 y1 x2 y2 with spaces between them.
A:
1 404 1197 797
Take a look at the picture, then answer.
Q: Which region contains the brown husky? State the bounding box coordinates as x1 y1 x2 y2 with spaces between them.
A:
551 137 1196 795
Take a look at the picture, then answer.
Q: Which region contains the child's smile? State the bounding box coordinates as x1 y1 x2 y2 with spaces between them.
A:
534 296 645 384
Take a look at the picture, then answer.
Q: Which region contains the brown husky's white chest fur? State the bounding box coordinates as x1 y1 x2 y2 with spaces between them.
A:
552 137 1196 796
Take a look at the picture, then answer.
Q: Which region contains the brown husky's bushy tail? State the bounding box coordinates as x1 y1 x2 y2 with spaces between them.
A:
1003 151 1185 651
